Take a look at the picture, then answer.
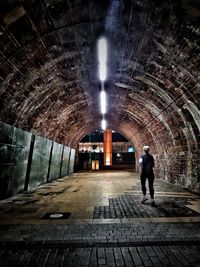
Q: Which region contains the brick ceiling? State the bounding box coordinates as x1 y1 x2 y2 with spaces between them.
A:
0 0 199 151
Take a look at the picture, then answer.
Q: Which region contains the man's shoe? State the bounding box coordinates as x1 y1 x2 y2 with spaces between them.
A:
141 196 148 203
151 200 155 207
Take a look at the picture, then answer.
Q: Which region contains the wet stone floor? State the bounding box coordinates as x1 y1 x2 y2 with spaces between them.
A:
0 171 200 266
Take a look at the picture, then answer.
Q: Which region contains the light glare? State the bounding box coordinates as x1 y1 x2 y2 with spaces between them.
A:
99 64 107 81
100 91 106 114
102 119 106 130
98 37 107 64
98 37 107 81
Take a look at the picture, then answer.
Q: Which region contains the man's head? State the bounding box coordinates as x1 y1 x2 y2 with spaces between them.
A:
143 145 150 153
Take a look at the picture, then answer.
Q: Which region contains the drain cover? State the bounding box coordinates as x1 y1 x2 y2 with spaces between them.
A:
42 212 71 220
49 213 63 218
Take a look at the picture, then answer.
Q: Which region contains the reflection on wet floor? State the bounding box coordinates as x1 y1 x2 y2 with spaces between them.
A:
0 171 200 266
0 171 199 224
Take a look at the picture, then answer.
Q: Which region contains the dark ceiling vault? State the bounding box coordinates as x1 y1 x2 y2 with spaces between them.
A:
0 0 199 158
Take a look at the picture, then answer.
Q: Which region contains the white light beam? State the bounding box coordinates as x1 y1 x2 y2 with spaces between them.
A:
98 37 108 82
102 119 106 130
100 90 106 114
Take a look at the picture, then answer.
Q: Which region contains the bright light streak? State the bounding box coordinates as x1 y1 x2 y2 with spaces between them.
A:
98 37 107 81
100 91 106 114
98 37 107 64
102 119 106 130
99 65 107 82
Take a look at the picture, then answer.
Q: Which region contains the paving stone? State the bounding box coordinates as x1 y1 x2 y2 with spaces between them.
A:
93 194 200 219
88 262 98 267
98 258 106 265
106 262 116 267
0 245 198 267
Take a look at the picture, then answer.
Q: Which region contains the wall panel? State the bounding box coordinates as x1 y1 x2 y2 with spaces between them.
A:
68 149 75 174
61 146 70 177
0 122 75 199
49 142 63 181
29 136 52 190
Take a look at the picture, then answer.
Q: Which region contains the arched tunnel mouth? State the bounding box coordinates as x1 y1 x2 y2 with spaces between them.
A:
76 130 136 171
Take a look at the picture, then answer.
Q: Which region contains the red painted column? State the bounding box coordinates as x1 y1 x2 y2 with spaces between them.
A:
104 129 112 166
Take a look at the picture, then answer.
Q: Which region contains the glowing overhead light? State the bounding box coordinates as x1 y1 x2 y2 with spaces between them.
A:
102 119 106 130
98 37 108 81
98 37 107 64
99 64 107 82
97 36 108 130
100 90 106 114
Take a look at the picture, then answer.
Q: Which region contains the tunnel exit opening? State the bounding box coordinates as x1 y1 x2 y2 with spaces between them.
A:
75 130 136 171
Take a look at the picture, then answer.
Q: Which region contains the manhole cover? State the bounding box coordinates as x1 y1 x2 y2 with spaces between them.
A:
49 213 63 218
42 212 71 220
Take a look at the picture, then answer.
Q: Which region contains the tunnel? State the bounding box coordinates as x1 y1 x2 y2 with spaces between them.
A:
0 0 200 266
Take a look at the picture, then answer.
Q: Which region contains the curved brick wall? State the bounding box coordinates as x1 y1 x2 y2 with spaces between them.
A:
0 1 199 191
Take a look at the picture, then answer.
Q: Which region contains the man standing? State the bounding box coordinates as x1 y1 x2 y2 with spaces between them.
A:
139 146 155 206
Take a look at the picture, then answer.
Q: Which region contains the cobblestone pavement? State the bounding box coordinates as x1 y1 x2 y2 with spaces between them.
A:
0 244 200 267
0 222 200 266
93 195 199 219
0 171 200 224
0 171 200 266
0 222 200 243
